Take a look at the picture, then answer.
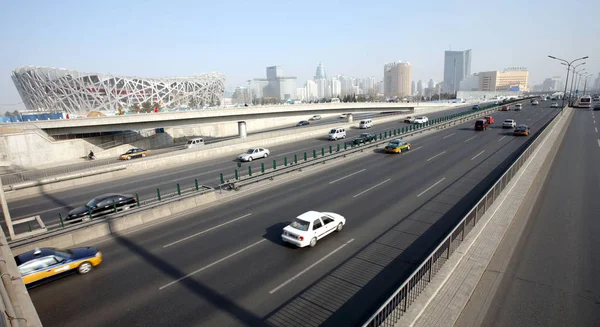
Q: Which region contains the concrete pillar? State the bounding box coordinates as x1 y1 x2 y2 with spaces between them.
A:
238 121 247 138
346 113 354 122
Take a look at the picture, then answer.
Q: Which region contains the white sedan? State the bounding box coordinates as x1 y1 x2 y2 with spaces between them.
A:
413 116 429 124
550 103 559 108
502 119 516 129
281 211 346 247
237 147 270 162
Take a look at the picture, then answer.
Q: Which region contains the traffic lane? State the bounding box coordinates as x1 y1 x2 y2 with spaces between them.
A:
4 103 481 225
480 109 600 327
28 104 550 326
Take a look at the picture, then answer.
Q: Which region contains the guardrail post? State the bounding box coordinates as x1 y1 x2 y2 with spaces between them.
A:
234 170 239 180
157 188 161 201
88 208 93 220
58 213 65 228
402 127 405 133
177 183 181 196
113 199 117 213
195 179 199 191
136 193 140 207
321 147 325 156
344 142 347 150
28 222 32 232
329 145 332 154
294 155 297 164
284 157 288 166
384 131 387 138
337 143 341 151
273 160 277 170
379 132 382 139
313 149 316 159
261 162 265 173
220 173 224 184
304 152 307 161
249 165 252 176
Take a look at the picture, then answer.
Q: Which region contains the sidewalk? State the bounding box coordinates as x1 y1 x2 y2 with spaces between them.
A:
398 107 573 327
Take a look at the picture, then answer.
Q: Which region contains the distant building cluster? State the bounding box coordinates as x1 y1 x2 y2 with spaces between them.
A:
460 68 530 92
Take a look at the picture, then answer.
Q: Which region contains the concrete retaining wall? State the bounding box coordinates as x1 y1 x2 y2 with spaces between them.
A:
10 191 218 255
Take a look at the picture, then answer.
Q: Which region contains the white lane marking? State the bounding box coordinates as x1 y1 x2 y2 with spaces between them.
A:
353 179 391 198
464 136 476 143
598 139 600 148
426 151 446 162
443 133 456 139
163 213 252 248
499 136 507 141
269 238 355 294
405 146 423 153
329 169 366 184
471 150 485 161
159 239 267 290
417 178 446 197
595 127 598 133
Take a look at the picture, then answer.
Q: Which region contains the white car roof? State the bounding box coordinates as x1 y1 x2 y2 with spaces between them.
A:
296 211 323 222
504 119 515 122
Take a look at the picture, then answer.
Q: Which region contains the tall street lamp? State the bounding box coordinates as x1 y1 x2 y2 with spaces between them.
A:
548 55 588 107
582 74 592 95
572 68 586 100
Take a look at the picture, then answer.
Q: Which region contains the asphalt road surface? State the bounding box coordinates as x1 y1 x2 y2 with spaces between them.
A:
25 102 562 327
5 104 478 231
476 108 600 327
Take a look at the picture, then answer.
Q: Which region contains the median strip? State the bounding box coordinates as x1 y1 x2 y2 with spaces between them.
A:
417 177 446 197
163 213 252 248
353 179 391 198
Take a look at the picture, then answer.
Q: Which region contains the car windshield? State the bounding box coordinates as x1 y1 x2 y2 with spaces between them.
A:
329 129 337 133
246 149 255 154
85 198 100 208
504 120 513 123
289 219 310 231
388 141 402 146
360 133 370 137
124 149 134 154
186 140 193 144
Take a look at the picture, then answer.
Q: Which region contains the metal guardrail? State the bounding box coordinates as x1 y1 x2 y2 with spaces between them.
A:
361 106 561 327
218 102 516 190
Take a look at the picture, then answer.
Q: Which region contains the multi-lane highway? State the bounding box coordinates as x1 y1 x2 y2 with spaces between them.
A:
5 104 475 230
474 108 600 327
25 101 561 326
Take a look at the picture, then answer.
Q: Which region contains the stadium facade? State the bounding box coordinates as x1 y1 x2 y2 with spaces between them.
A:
11 66 226 114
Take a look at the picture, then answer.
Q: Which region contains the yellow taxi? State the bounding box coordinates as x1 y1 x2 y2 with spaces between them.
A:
514 125 530 136
14 247 103 287
119 148 149 160
500 105 510 111
384 139 411 153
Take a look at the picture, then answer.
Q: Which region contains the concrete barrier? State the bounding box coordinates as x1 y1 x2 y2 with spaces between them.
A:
9 190 218 255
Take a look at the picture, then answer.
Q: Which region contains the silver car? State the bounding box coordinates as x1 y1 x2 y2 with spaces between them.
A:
237 148 270 162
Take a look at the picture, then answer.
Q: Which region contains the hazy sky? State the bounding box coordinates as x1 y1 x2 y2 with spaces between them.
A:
1 0 599 110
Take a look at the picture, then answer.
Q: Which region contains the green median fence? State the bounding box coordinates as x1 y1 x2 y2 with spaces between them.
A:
195 179 199 191
177 183 181 196
329 145 332 154
261 162 265 173
321 148 325 156
249 166 252 176
294 154 298 164
273 160 277 170
304 152 307 161
58 213 64 228
157 188 161 201
337 143 340 151
234 169 239 180
135 193 140 207
220 173 224 184
284 157 288 166
313 149 317 158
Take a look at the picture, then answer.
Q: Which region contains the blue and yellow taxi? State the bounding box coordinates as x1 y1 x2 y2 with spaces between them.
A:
384 139 411 153
14 247 103 287
513 125 530 136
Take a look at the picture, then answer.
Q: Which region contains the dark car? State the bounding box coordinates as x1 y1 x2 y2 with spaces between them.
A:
472 104 480 110
474 119 489 131
15 247 103 288
66 193 136 222
352 133 376 145
296 120 310 126
593 103 600 111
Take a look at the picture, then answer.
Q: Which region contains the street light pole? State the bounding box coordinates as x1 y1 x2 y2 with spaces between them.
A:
583 75 590 96
572 68 586 102
548 55 588 108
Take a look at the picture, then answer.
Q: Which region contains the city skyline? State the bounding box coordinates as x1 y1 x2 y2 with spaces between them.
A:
1 0 599 110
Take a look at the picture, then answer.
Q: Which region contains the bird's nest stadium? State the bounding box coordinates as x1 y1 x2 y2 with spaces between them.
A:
11 66 226 114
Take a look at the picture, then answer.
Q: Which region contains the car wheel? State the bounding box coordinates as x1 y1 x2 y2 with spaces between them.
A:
248 157 253 162
309 237 317 247
336 223 343 232
127 156 131 160
407 145 411 150
263 153 268 158
142 153 146 158
77 262 93 274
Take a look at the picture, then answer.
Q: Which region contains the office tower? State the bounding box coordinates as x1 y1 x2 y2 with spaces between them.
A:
417 80 423 95
315 62 327 80
305 80 318 101
411 81 416 96
383 61 412 98
478 68 529 92
443 49 472 94
331 78 341 97
428 79 435 89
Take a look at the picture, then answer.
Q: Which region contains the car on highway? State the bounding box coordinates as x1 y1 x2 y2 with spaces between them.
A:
339 113 350 119
384 139 411 153
352 133 376 145
474 119 489 131
551 103 559 108
310 115 322 120
472 104 480 110
119 148 148 160
67 193 136 222
500 105 510 111
531 100 539 105
484 116 495 124
281 211 346 248
593 103 600 111
413 116 429 124
15 247 103 287
502 119 516 129
185 138 204 149
513 125 530 136
515 103 522 111
237 147 270 162
404 116 415 123
296 120 310 126
593 95 600 101
328 127 346 140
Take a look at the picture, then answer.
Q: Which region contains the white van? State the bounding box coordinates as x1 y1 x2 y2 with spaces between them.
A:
185 137 205 149
359 119 373 129
328 127 346 140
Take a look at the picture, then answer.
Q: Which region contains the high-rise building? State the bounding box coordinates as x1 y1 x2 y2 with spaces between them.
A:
542 76 562 92
478 68 529 92
316 79 328 99
331 78 341 97
383 61 412 98
297 88 307 101
254 66 297 100
315 62 327 80
459 74 480 91
305 80 318 101
592 73 600 91
417 80 423 95
443 49 472 94
428 79 435 89
376 81 384 94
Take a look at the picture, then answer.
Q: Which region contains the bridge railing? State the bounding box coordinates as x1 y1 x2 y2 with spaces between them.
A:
361 106 563 327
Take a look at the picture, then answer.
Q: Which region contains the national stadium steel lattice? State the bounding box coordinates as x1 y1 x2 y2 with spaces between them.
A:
11 66 226 114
